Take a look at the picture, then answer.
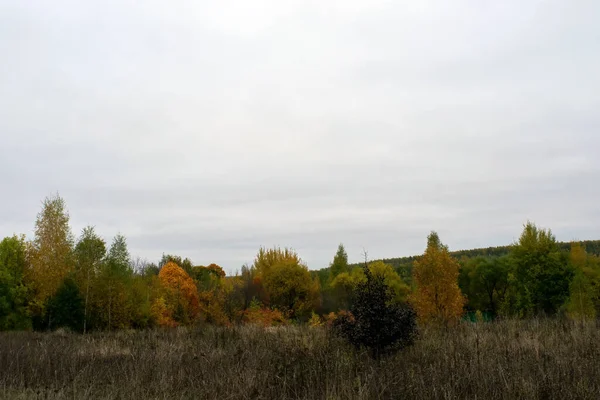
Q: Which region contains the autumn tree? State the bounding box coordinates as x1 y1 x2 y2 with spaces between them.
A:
191 263 229 325
510 222 573 316
26 194 74 328
0 235 30 330
411 232 465 327
330 269 361 310
253 247 320 319
156 261 200 326
231 264 265 320
159 254 194 275
564 242 598 320
191 263 226 291
74 226 106 333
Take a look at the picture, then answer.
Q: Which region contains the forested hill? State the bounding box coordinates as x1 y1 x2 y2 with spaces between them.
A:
373 240 600 271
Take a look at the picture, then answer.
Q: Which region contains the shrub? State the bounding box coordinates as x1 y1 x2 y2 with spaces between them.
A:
242 299 288 327
333 264 417 357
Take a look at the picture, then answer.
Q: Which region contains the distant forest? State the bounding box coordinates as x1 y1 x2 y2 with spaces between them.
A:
313 240 600 286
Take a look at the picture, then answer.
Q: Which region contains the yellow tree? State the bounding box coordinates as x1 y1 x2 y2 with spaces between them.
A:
26 194 75 323
253 247 320 319
411 232 465 327
565 242 597 320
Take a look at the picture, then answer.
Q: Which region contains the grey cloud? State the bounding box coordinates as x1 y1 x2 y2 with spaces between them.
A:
1 0 599 273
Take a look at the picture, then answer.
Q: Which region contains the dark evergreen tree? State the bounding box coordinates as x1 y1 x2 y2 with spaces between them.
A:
333 261 417 357
47 276 85 332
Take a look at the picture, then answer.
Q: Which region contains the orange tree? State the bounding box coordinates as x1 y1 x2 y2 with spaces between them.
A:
154 261 200 326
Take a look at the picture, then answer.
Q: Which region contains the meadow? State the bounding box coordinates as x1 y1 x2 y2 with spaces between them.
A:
1 319 599 399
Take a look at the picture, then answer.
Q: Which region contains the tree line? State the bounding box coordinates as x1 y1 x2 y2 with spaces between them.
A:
1 193 598 332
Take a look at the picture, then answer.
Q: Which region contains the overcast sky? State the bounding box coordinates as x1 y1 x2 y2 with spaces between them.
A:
1 0 599 273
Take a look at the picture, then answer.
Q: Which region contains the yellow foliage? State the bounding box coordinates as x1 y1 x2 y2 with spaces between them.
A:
150 296 177 327
308 312 323 327
26 195 74 306
252 247 320 319
331 262 409 306
410 232 465 327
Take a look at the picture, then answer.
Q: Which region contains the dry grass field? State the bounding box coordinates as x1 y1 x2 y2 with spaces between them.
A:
1 319 599 399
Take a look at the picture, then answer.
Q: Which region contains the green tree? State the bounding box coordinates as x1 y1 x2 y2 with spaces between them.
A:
333 261 417 357
565 271 596 320
46 275 85 332
459 256 510 317
328 244 349 283
74 226 106 333
93 234 133 330
0 235 30 330
26 194 74 328
510 222 573 316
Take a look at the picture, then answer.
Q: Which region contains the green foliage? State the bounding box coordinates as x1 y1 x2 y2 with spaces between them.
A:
106 234 132 276
0 236 30 330
459 256 510 317
329 244 349 282
191 264 226 291
74 226 106 333
509 222 573 316
331 261 409 311
91 234 134 330
75 227 106 276
159 254 194 274
565 270 596 320
46 276 85 332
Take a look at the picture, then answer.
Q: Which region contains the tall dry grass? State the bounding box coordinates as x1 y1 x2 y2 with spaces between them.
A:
1 319 599 399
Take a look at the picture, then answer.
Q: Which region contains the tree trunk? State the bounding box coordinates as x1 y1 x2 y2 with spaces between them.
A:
84 268 90 334
108 284 112 332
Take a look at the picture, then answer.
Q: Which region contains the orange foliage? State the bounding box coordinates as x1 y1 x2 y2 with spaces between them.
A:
242 305 288 327
157 262 200 325
324 311 339 327
205 263 225 278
